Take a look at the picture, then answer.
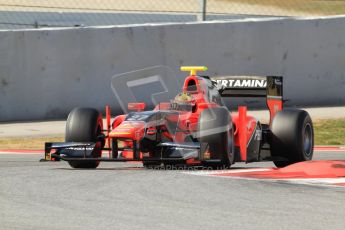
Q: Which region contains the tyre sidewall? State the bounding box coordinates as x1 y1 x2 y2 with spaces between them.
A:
270 109 314 166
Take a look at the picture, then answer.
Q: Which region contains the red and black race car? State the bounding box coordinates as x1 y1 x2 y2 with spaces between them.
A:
43 66 314 169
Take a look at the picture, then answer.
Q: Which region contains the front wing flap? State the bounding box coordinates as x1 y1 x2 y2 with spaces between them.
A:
42 142 96 161
42 141 221 164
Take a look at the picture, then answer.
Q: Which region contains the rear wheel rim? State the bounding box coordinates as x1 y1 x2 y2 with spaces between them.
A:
303 123 313 157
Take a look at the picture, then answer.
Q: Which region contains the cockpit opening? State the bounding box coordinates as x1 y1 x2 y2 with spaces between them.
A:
186 79 197 92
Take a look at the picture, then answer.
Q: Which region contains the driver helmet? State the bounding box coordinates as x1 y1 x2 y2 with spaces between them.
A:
174 92 193 103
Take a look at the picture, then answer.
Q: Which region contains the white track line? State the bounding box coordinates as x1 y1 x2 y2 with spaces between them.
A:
281 177 345 185
185 168 272 175
0 151 42 155
184 169 345 187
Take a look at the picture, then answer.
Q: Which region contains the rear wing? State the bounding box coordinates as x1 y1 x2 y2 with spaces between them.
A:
211 76 283 123
211 76 282 99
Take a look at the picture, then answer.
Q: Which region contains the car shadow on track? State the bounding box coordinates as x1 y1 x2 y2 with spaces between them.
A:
51 166 264 171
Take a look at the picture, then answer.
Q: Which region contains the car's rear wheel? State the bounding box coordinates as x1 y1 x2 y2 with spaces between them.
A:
65 107 104 169
198 107 234 169
270 109 314 168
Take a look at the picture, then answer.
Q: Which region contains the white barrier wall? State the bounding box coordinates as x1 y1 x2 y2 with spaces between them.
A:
1 17 345 121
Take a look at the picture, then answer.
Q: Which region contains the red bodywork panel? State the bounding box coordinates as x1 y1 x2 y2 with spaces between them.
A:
110 121 145 140
112 115 126 129
128 102 146 112
267 98 283 124
231 108 258 162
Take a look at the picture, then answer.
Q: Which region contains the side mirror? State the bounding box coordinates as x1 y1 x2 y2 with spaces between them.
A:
128 102 146 112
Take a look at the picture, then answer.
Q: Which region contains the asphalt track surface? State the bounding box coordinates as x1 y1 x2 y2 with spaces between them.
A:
1 150 345 230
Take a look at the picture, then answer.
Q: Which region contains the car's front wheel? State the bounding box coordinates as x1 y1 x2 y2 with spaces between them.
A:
65 107 104 169
198 107 234 169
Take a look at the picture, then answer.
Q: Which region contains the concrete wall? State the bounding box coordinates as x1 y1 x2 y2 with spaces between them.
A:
1 16 345 121
0 11 261 29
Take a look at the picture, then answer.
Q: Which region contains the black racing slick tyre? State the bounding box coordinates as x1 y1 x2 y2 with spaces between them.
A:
65 108 103 169
198 107 234 169
270 109 314 168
